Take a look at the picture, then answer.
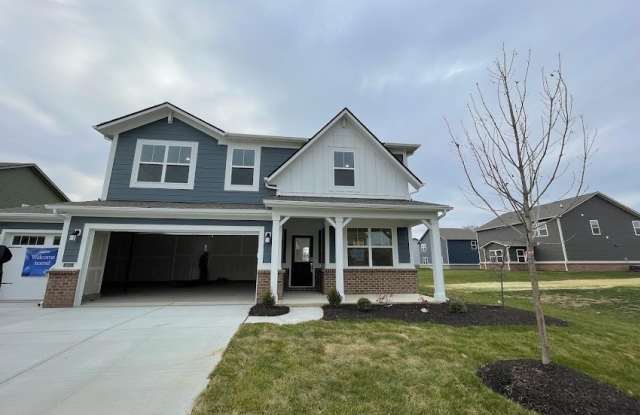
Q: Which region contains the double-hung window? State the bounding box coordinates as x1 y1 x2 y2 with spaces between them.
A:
333 151 355 187
470 240 478 250
225 147 260 191
589 219 601 236
131 139 198 189
347 228 394 267
632 220 640 236
488 249 503 263
515 248 526 263
534 222 548 237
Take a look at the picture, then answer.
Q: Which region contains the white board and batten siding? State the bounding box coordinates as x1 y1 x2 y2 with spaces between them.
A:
272 119 411 200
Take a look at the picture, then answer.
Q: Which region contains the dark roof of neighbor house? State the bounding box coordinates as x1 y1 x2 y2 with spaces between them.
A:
476 192 612 231
0 162 69 202
263 196 451 209
0 204 55 214
419 227 477 242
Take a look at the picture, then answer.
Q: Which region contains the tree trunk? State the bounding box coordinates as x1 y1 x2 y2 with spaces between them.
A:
527 243 551 364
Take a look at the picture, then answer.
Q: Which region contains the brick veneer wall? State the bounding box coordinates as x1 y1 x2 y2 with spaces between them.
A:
320 268 417 294
256 270 284 302
42 269 79 308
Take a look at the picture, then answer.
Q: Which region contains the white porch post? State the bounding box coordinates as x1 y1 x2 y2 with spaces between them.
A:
427 218 447 302
270 216 281 301
334 216 345 298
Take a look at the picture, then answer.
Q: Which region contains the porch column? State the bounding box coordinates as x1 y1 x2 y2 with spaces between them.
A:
426 218 447 302
270 216 281 300
334 216 345 298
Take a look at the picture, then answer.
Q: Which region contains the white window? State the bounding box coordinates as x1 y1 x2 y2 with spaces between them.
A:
515 248 526 263
333 151 355 187
470 240 478 250
130 139 198 189
534 222 548 237
11 235 45 246
589 219 601 236
224 146 260 191
347 228 394 267
420 243 427 252
632 220 640 236
488 249 503 263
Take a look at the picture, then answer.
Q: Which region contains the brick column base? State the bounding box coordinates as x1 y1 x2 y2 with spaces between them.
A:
256 270 284 303
42 269 79 308
320 268 417 294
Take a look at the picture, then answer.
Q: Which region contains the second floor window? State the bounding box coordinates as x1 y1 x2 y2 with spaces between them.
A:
231 149 256 186
132 139 198 189
633 220 640 236
534 222 548 237
589 219 601 235
515 248 526 263
470 240 478 250
334 151 355 187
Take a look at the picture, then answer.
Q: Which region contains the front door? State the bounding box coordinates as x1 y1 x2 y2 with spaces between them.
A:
291 236 313 287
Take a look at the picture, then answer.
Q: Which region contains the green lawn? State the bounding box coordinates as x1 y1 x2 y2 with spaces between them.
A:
192 272 640 415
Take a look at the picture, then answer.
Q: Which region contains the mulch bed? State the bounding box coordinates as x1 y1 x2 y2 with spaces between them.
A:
249 304 290 316
322 303 567 326
478 359 640 415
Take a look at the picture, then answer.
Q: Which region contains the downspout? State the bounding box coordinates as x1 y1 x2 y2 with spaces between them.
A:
556 217 569 271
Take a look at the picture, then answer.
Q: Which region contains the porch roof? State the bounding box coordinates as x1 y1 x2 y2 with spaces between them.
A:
263 196 451 211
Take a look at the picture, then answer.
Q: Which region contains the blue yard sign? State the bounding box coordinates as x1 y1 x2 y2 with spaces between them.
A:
22 248 58 277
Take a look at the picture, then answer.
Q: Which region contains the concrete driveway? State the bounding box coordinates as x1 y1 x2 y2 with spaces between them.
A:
0 302 251 415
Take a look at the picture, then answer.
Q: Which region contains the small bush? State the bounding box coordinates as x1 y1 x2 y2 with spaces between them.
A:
261 290 275 306
448 297 468 314
357 297 372 312
327 288 342 306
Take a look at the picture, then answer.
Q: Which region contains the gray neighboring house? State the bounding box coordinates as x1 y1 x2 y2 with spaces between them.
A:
418 228 480 269
476 192 640 271
0 162 69 208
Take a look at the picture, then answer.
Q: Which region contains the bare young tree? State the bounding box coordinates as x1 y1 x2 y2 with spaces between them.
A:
446 48 595 364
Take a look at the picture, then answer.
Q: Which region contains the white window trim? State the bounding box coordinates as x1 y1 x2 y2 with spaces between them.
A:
488 249 503 263
224 145 261 192
534 222 549 238
345 227 395 268
515 248 526 263
470 240 478 250
589 219 601 236
130 139 198 190
331 149 357 191
632 220 640 236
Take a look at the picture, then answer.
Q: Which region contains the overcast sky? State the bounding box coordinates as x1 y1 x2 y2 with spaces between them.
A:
1 1 638 234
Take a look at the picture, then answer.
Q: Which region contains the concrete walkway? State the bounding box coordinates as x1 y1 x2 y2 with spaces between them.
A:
0 302 250 415
448 277 640 292
245 307 323 325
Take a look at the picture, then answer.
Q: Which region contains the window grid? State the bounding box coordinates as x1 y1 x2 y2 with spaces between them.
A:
589 219 601 236
488 249 503 263
333 151 355 187
133 140 197 188
346 227 393 267
229 148 257 187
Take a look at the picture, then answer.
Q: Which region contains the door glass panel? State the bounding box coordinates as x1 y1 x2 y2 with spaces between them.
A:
294 238 311 262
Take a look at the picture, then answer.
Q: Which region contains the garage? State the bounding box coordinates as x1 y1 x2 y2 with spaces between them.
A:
0 230 62 301
79 231 259 305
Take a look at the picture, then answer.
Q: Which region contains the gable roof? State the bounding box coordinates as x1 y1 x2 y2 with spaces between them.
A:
419 227 477 242
0 162 69 202
264 108 423 189
477 192 640 231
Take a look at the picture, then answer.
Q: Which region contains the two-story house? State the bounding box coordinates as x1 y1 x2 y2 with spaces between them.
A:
476 192 640 271
418 228 480 269
1 103 452 306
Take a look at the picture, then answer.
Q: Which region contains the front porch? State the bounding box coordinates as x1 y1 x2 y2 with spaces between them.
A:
260 197 451 304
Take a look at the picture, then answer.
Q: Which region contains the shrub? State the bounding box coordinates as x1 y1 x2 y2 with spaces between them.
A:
261 290 275 306
448 297 468 314
357 297 372 312
327 288 342 306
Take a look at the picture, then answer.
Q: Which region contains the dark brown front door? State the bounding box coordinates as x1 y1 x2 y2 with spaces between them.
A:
291 236 313 287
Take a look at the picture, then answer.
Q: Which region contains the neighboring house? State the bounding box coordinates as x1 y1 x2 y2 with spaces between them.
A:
0 103 452 305
410 237 421 266
418 227 480 269
0 162 68 208
476 192 640 271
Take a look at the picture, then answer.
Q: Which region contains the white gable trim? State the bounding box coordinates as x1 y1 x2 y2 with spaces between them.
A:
265 109 423 189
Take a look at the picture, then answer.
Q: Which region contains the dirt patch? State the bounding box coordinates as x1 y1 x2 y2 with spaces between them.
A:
478 359 640 415
322 303 567 326
249 304 290 316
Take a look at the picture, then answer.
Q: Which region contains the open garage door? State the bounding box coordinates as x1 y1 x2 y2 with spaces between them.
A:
80 232 258 305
